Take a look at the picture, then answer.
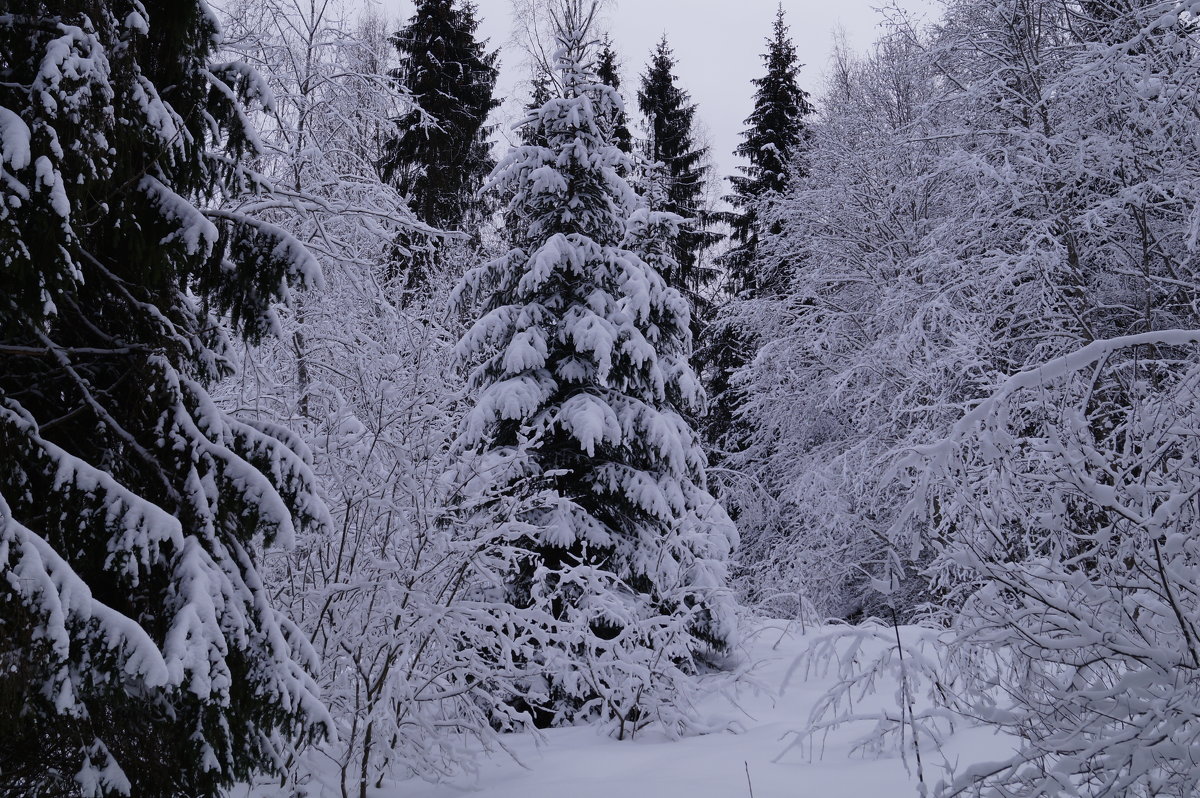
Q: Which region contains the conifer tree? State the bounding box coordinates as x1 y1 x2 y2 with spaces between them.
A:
636 36 721 310
453 0 737 735
722 4 812 295
520 67 555 147
0 2 330 795
380 0 499 231
703 4 812 453
595 36 632 156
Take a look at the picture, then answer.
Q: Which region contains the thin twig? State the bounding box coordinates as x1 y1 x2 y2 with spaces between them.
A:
891 607 926 796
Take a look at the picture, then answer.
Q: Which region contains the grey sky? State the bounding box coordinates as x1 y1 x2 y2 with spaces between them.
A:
388 0 934 181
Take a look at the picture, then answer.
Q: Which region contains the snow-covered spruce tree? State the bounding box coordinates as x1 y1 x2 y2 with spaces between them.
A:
704 3 812 455
453 0 738 738
0 2 331 796
636 36 721 324
381 0 499 233
376 0 498 295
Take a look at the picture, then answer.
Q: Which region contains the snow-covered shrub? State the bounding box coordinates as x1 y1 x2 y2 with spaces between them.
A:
752 3 1200 794
909 333 1200 797
778 622 961 787
213 3 522 791
727 0 1200 626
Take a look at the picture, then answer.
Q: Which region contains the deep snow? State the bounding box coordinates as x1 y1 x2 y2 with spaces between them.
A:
237 619 1011 798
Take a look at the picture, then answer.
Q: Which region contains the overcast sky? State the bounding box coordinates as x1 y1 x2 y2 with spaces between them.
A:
386 0 935 180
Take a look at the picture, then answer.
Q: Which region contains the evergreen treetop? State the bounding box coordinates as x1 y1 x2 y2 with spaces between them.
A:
700 5 812 457
595 36 633 155
520 67 555 147
636 35 720 301
723 3 812 295
381 0 500 230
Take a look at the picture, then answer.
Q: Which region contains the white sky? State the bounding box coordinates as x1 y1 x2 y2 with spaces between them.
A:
385 0 935 180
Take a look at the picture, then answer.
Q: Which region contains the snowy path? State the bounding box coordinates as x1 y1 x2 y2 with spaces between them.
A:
394 621 928 798
393 624 926 796
242 621 1007 798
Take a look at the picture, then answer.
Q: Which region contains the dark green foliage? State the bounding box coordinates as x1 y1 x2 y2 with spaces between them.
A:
380 0 500 231
595 36 632 155
520 68 555 147
636 36 722 309
721 4 812 296
0 1 328 795
703 5 812 456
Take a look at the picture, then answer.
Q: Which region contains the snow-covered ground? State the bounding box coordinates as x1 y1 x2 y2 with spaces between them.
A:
238 620 1010 798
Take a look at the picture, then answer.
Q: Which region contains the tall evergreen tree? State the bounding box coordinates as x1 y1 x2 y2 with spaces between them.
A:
519 67 555 147
636 36 720 308
703 4 812 453
380 0 499 231
595 36 632 155
722 4 812 295
0 1 330 795
453 1 737 735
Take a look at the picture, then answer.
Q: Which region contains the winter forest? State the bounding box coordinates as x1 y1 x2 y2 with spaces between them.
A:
4 0 1200 795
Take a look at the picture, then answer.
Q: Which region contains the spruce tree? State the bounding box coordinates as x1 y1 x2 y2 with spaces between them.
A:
453 3 737 735
722 4 812 295
636 36 721 310
519 67 555 147
0 2 330 795
703 5 812 454
380 0 500 231
595 36 633 156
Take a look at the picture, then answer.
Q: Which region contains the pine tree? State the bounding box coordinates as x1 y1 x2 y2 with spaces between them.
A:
453 1 737 736
703 4 812 454
0 2 330 795
380 0 499 231
636 36 721 311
